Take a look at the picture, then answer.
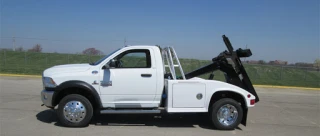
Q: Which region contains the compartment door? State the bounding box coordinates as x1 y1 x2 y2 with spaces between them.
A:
172 83 206 108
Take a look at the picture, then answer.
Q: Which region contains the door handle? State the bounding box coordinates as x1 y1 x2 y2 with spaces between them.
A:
141 74 152 77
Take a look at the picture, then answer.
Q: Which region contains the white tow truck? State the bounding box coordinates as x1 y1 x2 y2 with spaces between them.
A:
41 35 259 130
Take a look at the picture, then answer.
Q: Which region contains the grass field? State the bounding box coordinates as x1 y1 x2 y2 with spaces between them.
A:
0 50 319 88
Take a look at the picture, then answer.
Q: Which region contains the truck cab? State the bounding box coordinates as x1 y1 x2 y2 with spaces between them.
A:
41 35 259 130
94 46 165 109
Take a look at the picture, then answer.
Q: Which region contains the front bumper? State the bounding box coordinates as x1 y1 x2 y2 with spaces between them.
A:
41 90 54 108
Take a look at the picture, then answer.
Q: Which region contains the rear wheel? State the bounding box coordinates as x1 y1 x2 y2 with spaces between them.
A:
210 98 243 130
57 94 93 127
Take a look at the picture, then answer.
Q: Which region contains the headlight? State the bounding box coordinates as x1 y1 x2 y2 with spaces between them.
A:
43 77 57 88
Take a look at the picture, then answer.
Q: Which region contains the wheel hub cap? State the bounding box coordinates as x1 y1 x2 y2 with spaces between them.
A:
63 101 86 122
217 104 238 126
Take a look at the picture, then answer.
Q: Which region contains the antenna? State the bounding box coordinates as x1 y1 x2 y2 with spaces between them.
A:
124 37 127 46
12 36 16 51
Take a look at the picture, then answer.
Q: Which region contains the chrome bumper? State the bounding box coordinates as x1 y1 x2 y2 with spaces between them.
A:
41 90 54 107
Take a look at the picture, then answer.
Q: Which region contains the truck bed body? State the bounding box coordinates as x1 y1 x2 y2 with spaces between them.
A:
164 78 255 113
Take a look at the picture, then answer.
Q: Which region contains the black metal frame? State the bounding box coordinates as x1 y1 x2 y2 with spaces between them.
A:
184 35 260 102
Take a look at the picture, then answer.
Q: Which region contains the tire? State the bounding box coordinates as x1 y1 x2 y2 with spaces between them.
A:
210 98 243 130
57 94 93 127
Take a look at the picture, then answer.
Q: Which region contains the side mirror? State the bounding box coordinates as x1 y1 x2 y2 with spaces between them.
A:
102 59 117 69
109 59 117 68
102 63 110 69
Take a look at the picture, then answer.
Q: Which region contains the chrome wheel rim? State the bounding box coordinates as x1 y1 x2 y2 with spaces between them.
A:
217 104 238 126
63 101 86 123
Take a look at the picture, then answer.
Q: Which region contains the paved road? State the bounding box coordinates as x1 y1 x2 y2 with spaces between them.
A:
0 76 319 136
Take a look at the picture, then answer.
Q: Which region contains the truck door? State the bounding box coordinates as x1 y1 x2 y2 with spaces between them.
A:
99 49 158 108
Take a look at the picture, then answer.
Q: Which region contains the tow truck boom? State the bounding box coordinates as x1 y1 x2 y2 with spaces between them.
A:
185 35 260 102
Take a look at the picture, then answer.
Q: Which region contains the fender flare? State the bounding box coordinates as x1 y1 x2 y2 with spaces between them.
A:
51 80 102 108
208 89 248 107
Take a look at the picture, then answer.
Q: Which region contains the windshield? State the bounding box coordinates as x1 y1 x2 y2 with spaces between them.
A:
91 48 122 65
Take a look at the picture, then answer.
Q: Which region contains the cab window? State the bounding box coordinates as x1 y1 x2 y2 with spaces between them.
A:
113 49 151 68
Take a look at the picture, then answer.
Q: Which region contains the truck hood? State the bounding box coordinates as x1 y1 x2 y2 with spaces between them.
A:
43 64 91 76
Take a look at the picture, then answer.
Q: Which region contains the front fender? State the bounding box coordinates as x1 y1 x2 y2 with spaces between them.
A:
51 80 102 108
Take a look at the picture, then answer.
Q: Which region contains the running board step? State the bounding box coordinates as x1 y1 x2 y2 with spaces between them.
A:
100 109 161 114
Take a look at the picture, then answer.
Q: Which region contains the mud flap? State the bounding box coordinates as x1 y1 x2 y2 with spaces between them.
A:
241 108 248 126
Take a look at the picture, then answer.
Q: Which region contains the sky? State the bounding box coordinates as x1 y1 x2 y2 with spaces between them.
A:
0 0 319 63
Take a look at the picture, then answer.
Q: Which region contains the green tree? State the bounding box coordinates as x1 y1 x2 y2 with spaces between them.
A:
28 44 42 52
82 48 103 55
258 60 266 64
15 46 24 52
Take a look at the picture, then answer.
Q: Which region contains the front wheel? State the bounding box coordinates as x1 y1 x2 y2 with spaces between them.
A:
57 94 93 127
210 98 243 130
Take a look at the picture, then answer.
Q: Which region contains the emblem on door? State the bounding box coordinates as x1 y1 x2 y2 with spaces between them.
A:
196 93 203 100
92 70 98 74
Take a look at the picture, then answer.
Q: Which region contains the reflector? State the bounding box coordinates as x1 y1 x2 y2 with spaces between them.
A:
250 99 255 105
